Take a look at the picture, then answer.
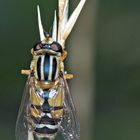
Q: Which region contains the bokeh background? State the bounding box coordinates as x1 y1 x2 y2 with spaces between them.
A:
0 0 140 140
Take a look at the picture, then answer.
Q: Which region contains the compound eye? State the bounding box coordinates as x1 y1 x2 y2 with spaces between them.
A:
50 42 62 53
33 42 43 51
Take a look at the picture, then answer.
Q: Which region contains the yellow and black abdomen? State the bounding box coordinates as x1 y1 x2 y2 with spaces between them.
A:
34 54 60 82
29 86 64 139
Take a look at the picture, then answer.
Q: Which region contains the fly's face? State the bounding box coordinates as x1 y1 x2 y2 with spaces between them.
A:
32 38 63 57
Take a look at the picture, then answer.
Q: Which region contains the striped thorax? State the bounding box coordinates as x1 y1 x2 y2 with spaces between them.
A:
31 38 64 85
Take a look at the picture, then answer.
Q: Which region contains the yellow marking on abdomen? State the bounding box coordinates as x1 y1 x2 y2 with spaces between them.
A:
30 107 42 118
48 89 64 118
51 109 63 118
30 88 44 106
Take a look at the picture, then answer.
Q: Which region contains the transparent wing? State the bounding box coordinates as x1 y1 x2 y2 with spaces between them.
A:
59 77 80 140
15 77 31 140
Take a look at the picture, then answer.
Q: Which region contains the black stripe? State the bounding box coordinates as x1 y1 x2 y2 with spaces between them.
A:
37 57 41 80
39 138 50 140
42 99 50 111
31 104 63 111
31 104 51 113
33 133 50 140
44 54 50 81
42 138 50 140
31 115 41 124
40 115 60 125
52 106 63 110
35 127 58 134
52 57 57 81
31 115 61 125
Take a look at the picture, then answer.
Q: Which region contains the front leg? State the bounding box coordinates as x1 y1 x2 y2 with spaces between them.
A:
21 70 31 75
64 73 73 79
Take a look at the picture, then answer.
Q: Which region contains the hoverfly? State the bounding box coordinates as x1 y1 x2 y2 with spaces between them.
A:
16 0 86 140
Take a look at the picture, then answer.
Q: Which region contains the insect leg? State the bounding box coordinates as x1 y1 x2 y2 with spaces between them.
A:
64 74 73 79
21 70 31 75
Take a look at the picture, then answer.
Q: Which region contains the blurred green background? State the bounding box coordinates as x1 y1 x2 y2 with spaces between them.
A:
0 0 140 140
94 0 140 140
